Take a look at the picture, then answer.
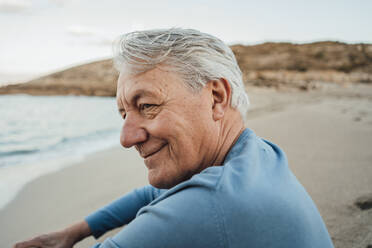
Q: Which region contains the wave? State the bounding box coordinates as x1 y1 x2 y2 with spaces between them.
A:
52 128 119 148
0 95 121 168
1 128 118 154
0 148 39 157
0 128 119 168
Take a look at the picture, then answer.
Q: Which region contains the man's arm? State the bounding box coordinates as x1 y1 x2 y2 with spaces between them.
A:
86 185 164 238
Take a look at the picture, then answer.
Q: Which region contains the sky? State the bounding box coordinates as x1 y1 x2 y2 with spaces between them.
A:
0 0 371 84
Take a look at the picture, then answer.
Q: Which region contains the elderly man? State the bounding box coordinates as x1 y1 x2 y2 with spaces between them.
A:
15 28 334 248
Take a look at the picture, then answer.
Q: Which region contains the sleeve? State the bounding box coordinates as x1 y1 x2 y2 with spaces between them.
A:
85 185 164 238
89 187 226 248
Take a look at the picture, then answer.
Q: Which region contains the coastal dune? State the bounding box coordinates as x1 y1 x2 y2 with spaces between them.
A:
0 83 371 248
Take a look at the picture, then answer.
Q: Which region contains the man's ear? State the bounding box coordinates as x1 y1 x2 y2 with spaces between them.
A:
209 78 232 121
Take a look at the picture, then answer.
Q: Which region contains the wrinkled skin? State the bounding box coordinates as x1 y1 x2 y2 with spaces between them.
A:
13 230 74 248
116 66 239 188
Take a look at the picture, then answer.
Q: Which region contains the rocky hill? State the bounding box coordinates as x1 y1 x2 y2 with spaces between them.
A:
1 41 371 95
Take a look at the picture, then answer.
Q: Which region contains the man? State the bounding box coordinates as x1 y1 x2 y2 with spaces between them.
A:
14 28 334 248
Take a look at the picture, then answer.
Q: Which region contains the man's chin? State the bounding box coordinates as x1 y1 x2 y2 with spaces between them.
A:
148 171 179 189
148 176 171 189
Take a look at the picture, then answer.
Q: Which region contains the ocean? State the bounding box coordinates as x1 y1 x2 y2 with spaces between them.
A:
0 94 122 209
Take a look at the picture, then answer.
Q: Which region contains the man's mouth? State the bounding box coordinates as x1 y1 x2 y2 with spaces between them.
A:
142 144 167 159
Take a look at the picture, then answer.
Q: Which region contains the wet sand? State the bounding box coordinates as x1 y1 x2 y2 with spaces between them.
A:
1 83 371 248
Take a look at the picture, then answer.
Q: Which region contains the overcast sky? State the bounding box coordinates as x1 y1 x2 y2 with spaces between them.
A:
0 0 371 83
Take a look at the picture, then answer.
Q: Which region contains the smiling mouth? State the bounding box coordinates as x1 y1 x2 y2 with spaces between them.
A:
143 144 167 159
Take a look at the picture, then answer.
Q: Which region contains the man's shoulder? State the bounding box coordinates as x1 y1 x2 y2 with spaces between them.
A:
139 167 224 213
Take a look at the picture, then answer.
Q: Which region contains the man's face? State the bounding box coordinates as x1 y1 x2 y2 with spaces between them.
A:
116 66 218 188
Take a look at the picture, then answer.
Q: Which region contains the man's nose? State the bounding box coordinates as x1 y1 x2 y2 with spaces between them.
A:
120 113 147 148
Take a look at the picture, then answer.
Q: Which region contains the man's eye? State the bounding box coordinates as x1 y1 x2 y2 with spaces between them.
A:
139 104 159 119
140 104 155 111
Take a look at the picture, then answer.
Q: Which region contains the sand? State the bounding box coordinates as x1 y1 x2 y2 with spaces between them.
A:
1 83 371 248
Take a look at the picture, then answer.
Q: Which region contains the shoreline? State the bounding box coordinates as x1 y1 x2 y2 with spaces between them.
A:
0 140 120 211
1 84 371 247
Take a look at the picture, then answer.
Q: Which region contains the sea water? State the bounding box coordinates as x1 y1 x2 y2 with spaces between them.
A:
0 94 122 209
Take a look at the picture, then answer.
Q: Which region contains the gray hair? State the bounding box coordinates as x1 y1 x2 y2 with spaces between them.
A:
113 28 249 118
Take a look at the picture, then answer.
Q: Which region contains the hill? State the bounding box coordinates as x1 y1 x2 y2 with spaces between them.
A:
231 41 372 89
0 60 118 96
1 41 371 95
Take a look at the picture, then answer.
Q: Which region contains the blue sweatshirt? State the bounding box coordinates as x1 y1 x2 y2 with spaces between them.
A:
86 128 334 247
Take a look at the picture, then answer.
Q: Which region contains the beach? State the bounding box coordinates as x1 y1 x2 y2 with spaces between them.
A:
1 83 371 248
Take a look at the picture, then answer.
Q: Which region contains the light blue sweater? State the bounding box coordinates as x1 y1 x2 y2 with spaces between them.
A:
86 128 334 247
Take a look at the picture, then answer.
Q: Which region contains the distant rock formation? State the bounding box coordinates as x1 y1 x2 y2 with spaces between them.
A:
1 41 371 96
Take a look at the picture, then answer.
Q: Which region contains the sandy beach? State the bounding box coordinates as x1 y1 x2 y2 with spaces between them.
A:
1 83 371 248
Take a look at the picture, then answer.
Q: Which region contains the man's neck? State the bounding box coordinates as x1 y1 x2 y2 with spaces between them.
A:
212 111 245 166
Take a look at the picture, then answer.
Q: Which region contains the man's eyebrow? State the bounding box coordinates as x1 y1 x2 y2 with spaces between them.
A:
131 90 158 105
